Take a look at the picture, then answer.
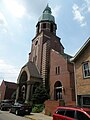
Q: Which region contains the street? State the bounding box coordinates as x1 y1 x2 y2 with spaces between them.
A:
0 110 31 120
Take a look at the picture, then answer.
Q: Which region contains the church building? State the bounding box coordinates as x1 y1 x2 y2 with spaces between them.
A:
16 5 75 105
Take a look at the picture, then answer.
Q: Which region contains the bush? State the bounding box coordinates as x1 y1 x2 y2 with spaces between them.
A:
31 84 49 104
32 104 44 113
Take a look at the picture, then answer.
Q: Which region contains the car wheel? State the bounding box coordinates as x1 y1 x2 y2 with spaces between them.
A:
9 108 12 113
1 107 4 111
26 111 30 115
15 110 19 115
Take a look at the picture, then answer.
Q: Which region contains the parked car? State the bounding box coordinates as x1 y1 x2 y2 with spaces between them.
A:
0 99 14 111
9 102 32 116
53 106 90 120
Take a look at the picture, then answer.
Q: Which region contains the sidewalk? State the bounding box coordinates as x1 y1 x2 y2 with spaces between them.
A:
25 113 53 120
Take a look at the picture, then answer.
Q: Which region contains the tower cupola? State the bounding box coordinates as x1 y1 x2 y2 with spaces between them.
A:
36 4 57 35
38 4 55 23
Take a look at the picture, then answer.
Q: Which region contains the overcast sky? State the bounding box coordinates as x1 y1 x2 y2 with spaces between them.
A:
0 0 90 84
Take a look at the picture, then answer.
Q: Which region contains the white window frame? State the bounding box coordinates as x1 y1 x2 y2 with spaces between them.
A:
83 62 90 78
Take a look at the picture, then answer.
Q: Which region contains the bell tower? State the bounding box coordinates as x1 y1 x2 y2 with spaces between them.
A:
29 5 64 91
36 4 57 35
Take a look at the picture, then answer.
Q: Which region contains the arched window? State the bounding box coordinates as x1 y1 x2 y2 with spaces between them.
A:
50 23 53 32
43 23 46 28
54 81 63 100
19 71 27 83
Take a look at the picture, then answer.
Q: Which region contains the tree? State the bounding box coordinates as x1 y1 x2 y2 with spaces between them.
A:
31 84 49 104
11 91 16 100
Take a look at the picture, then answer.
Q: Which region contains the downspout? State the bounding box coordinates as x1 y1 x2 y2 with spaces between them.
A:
73 62 78 106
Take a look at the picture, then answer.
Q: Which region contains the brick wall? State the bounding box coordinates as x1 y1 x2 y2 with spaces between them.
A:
44 100 59 116
44 100 76 116
0 81 6 100
50 49 75 104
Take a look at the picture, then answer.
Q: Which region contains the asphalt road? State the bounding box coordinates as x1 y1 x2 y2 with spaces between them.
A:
0 110 31 120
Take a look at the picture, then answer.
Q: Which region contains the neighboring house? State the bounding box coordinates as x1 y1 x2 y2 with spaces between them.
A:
16 5 75 106
72 37 90 107
0 80 17 101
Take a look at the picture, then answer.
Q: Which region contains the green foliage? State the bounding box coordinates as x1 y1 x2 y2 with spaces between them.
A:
32 104 44 113
31 84 49 104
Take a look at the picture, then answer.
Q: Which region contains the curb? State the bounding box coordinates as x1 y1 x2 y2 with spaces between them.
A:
25 115 36 120
25 113 53 120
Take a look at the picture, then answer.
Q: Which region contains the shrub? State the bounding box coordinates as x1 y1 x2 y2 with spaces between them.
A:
31 84 49 104
32 104 44 113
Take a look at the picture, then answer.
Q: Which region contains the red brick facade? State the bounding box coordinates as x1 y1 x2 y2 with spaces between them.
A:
0 80 17 101
50 49 75 105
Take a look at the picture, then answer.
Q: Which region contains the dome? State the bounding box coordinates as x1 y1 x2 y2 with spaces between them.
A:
38 5 55 23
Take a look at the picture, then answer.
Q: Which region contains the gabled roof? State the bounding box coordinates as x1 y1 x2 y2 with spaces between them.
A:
3 80 17 89
71 37 90 62
22 61 42 78
64 53 73 61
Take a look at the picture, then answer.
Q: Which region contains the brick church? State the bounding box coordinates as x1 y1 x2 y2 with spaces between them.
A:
16 5 75 105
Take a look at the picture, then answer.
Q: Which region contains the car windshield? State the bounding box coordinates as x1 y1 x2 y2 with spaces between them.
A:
1 100 12 103
14 103 22 106
18 101 24 104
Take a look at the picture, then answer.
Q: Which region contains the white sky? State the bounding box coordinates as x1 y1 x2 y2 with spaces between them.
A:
0 0 90 84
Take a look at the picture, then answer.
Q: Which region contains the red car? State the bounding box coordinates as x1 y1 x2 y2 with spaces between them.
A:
53 106 90 120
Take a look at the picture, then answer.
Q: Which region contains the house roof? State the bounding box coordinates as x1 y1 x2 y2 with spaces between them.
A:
3 80 17 89
64 53 73 61
71 37 90 62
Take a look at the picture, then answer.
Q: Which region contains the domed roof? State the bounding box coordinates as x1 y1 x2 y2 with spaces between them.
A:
38 4 55 23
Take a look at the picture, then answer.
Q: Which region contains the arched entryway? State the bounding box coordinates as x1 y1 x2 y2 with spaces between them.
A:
18 71 27 102
54 81 63 100
16 61 42 103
